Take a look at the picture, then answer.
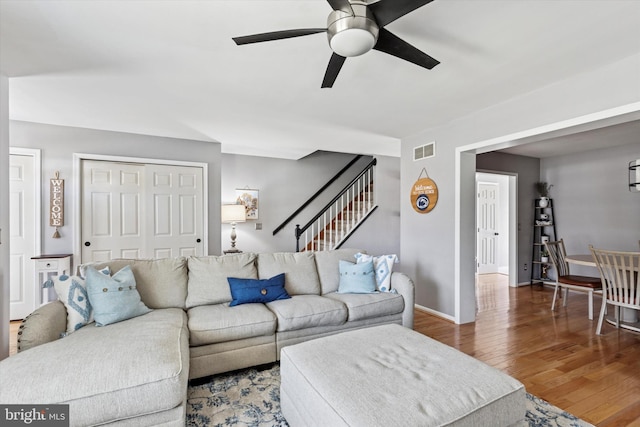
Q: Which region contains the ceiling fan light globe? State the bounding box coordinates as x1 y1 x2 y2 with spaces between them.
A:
327 4 379 58
330 28 376 57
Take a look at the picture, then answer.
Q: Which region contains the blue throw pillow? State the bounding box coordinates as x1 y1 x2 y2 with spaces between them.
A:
86 265 152 326
227 273 290 306
338 260 377 294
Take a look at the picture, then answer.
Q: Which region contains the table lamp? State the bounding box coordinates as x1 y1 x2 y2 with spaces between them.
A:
221 204 246 253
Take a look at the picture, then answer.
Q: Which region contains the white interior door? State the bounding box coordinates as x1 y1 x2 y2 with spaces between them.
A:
82 160 144 261
81 160 204 263
145 164 204 258
9 154 36 319
477 182 499 274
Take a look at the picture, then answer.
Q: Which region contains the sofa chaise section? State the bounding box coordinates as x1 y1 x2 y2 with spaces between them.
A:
0 309 189 426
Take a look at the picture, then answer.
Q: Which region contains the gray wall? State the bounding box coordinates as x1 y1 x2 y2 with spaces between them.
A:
401 53 640 321
221 152 401 257
1 75 9 360
541 141 640 276
9 121 222 258
477 152 540 284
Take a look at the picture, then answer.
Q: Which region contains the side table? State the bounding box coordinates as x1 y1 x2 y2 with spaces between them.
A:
31 254 73 305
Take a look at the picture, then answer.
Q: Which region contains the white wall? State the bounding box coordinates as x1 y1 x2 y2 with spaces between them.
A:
541 141 640 275
0 74 9 360
401 52 640 323
9 121 222 258
221 152 401 257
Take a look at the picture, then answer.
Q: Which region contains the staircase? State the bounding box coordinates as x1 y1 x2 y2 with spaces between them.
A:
296 163 377 251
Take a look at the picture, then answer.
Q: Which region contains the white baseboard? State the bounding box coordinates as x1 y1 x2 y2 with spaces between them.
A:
414 304 456 322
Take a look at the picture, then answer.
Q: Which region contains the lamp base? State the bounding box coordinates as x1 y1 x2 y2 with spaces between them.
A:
223 248 242 255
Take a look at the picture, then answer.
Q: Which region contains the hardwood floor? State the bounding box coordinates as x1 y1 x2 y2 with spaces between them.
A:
7 275 640 425
414 274 640 426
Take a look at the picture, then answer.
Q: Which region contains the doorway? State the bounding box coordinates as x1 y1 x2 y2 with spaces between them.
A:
475 171 517 287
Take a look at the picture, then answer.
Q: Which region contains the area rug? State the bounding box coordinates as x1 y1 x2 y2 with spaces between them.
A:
187 363 593 427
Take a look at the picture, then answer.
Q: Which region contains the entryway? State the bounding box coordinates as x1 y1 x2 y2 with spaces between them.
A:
475 171 517 287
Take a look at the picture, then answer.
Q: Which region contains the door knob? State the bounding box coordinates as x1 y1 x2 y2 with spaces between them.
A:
196 238 201 243
494 233 499 236
84 242 91 246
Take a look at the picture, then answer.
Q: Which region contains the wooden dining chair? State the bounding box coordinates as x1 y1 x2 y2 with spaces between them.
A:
544 239 602 319
590 246 640 335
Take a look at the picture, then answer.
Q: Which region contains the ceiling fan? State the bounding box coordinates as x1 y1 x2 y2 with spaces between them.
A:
232 0 439 88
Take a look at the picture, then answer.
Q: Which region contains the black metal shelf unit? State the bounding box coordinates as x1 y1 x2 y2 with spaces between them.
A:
530 198 558 285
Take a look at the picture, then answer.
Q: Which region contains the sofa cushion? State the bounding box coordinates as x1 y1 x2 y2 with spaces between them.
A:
0 309 189 426
186 253 258 308
266 295 347 332
80 257 188 309
86 265 152 326
188 303 277 346
326 291 405 322
257 252 321 295
314 248 365 294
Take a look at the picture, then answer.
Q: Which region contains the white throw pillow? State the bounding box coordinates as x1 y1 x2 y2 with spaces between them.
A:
354 253 398 292
44 267 110 334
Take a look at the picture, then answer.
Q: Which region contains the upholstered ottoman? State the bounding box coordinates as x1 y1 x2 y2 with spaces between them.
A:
280 324 526 426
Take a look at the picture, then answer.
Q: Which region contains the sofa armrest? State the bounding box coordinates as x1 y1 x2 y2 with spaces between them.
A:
18 300 67 352
391 272 415 329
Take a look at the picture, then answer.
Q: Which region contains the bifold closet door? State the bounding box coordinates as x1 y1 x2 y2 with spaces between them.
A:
81 160 204 263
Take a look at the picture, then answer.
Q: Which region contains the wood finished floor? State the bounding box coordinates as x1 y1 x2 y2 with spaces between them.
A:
414 274 640 426
8 275 640 425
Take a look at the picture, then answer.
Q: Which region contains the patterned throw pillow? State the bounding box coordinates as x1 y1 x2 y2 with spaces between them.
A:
354 253 398 292
337 260 377 294
43 267 110 334
86 265 152 326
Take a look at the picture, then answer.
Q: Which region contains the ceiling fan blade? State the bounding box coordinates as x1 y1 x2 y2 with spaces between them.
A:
233 28 326 45
326 0 354 15
373 28 439 70
369 0 433 27
321 53 347 88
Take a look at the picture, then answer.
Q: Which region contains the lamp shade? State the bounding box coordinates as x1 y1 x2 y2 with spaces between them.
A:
221 204 246 223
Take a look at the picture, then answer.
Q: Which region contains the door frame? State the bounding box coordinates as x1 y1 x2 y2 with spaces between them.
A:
9 147 42 318
73 153 209 264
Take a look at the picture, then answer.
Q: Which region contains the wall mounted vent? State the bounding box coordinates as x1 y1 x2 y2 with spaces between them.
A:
413 142 435 161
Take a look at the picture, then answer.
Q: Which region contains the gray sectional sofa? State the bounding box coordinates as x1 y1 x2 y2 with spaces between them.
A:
0 249 415 426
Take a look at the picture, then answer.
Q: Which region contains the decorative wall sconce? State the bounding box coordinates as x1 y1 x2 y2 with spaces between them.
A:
630 159 639 192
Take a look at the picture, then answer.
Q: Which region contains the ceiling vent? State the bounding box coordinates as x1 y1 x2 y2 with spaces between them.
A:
413 142 435 161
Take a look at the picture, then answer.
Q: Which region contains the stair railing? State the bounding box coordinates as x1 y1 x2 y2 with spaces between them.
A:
295 158 377 251
272 155 363 236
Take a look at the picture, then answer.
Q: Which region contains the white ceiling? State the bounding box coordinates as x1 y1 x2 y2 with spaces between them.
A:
1 0 639 159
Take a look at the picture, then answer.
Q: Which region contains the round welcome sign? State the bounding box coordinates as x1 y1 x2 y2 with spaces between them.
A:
410 177 438 214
